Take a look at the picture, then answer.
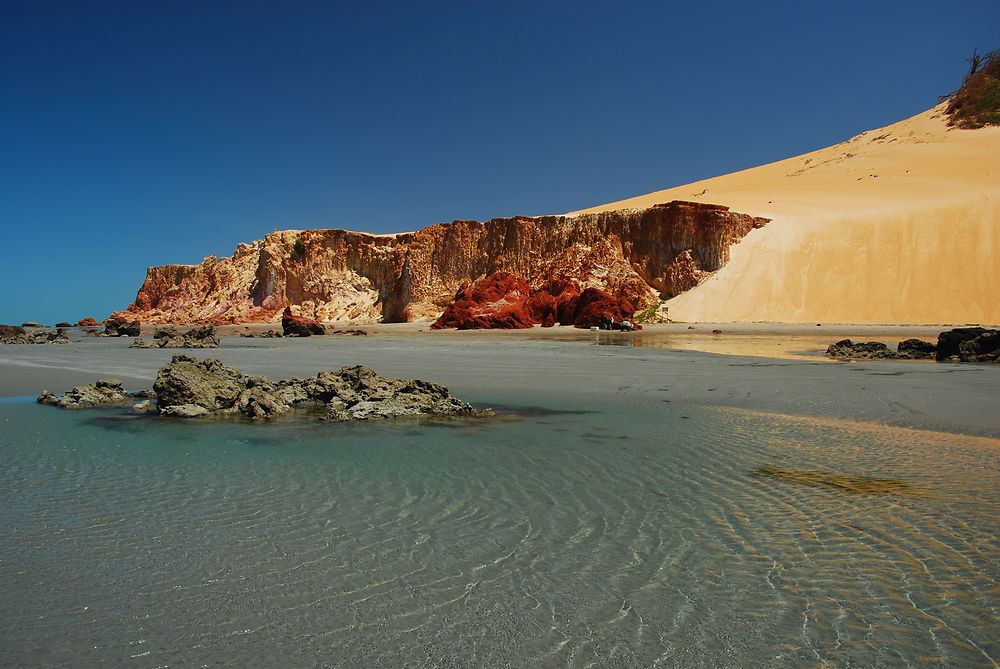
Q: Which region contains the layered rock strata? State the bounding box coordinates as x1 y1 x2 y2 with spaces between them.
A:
116 201 768 324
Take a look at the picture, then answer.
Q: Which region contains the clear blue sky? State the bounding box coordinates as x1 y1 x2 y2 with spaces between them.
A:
2 0 997 324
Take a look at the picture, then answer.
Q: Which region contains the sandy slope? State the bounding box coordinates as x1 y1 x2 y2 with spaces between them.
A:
569 103 999 324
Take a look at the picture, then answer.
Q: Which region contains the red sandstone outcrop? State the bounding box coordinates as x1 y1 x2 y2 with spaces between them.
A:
114 201 768 324
77 317 99 326
430 273 637 330
281 307 326 337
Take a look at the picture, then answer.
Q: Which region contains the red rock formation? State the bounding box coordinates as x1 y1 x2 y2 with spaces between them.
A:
431 273 535 330
281 307 326 336
566 288 637 329
77 317 99 326
114 201 768 324
431 273 639 330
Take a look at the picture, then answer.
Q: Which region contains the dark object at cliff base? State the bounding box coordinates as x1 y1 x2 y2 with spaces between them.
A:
132 325 220 349
752 465 917 496
1 325 70 345
282 307 326 336
936 327 1000 362
55 322 73 328
431 272 640 331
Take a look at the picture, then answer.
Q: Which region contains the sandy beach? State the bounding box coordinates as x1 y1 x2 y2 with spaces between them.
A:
3 324 998 439
572 103 1000 325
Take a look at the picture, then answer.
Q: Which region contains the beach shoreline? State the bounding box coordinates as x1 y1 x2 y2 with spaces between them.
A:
2 323 998 439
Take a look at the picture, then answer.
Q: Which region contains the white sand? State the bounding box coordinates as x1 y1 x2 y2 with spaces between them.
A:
569 103 1000 324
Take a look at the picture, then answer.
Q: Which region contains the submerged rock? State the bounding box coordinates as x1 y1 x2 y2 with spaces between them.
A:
37 379 135 408
132 325 220 348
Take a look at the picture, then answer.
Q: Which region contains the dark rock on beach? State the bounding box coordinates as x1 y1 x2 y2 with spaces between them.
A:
936 327 1000 362
132 325 220 349
825 339 895 359
1 325 70 344
895 338 936 359
240 329 284 338
87 318 141 337
282 307 326 337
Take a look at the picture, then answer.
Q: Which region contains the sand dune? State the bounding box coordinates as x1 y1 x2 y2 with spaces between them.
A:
570 103 999 324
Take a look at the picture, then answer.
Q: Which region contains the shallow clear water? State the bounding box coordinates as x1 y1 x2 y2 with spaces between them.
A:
1 393 997 668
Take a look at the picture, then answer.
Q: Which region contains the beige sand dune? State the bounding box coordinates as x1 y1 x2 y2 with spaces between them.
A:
569 103 999 324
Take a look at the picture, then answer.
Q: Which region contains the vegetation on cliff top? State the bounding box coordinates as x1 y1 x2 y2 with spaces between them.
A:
945 49 1000 128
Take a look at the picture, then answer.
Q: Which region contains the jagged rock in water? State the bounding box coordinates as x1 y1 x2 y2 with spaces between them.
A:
113 201 769 325
153 355 246 414
132 325 220 348
281 307 325 336
150 355 484 421
936 327 1000 362
37 379 135 408
1 325 70 344
896 338 936 359
55 322 72 328
825 339 895 359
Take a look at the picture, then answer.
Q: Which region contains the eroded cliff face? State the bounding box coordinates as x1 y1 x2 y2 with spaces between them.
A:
116 201 768 324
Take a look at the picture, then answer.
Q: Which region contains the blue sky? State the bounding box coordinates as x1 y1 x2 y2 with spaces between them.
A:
2 0 997 324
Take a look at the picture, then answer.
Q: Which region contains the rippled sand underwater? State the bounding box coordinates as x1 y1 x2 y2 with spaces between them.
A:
1 394 997 668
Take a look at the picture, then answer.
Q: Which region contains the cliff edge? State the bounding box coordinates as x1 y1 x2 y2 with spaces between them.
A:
116 201 768 324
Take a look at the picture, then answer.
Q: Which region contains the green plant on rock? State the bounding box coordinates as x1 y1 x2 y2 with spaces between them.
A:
634 302 671 324
945 48 1000 128
291 237 306 260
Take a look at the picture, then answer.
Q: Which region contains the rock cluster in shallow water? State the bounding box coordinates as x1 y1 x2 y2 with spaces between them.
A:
151 354 486 420
37 355 486 422
37 379 136 408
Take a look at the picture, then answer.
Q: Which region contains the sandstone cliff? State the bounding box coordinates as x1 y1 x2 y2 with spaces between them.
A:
116 201 768 324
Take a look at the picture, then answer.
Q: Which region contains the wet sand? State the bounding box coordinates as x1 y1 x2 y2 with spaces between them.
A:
1 323 997 439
